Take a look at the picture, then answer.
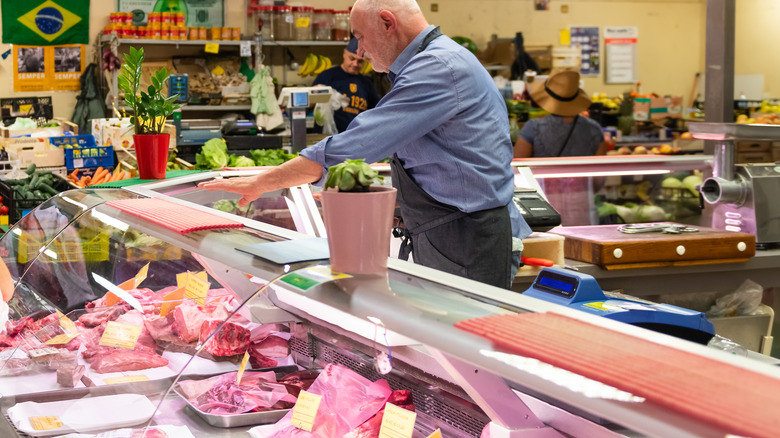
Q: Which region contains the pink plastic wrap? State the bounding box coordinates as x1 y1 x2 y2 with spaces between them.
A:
258 364 392 438
177 371 297 415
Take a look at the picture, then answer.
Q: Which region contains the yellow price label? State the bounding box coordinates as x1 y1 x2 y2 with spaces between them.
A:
378 402 417 438
236 351 251 384
104 375 150 385
99 321 142 350
184 272 210 306
159 286 185 317
205 43 220 54
290 390 323 431
296 17 311 28
45 333 79 345
426 429 443 438
29 416 63 431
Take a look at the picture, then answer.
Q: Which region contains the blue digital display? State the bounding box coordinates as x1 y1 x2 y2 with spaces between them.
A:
538 275 575 292
291 92 309 107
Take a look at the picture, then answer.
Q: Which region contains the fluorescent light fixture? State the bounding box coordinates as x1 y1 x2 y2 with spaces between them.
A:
481 350 645 402
534 169 671 179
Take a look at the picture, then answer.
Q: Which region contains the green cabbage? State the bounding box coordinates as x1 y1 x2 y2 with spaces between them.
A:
195 138 230 169
229 154 256 167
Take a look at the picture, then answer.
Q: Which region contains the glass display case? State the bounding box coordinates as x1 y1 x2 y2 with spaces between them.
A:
0 178 777 438
513 155 712 227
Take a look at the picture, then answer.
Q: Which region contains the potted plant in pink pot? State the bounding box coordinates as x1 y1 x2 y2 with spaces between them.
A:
117 46 182 179
320 159 397 275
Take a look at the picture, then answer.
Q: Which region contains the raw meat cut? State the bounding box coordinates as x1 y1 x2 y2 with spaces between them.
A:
199 319 250 357
57 362 86 388
259 364 393 438
115 311 158 351
343 390 415 438
251 335 290 358
144 313 178 343
78 307 125 327
177 371 298 415
248 350 277 369
278 370 319 398
89 349 168 373
173 300 207 343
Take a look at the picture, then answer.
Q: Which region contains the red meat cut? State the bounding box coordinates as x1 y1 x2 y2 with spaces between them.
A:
89 349 169 373
199 319 250 357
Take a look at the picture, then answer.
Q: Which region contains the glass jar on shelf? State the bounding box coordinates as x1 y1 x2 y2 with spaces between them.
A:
292 6 313 41
333 10 350 41
313 9 333 41
273 5 294 41
255 5 274 40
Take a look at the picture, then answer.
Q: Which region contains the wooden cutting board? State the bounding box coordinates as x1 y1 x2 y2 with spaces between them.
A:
549 223 756 270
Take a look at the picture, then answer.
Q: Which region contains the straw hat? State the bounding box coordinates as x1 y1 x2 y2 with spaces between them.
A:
530 70 592 116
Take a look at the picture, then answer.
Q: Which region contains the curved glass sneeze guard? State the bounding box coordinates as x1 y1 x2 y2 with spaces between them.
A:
0 185 516 437
0 190 305 437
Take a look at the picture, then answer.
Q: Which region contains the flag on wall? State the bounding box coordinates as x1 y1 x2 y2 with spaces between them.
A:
2 0 90 46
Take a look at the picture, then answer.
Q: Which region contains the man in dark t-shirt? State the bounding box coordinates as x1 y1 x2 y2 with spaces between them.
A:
313 38 380 133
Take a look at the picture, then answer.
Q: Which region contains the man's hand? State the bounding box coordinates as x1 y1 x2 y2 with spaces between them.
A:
198 175 264 207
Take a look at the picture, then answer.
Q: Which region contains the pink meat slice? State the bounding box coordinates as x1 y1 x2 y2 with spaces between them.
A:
173 300 207 343
251 335 290 358
89 349 169 374
199 319 250 357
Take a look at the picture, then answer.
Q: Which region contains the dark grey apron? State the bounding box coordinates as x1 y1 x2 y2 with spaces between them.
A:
390 27 512 289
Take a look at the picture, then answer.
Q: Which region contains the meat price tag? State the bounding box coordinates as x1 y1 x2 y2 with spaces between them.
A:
99 321 143 350
426 429 443 438
159 287 185 317
236 350 250 383
378 402 417 438
104 375 149 385
290 390 322 431
29 416 63 431
45 311 79 345
134 263 150 287
184 272 210 306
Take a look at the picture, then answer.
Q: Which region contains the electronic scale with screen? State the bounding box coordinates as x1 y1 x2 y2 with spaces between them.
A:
523 267 715 344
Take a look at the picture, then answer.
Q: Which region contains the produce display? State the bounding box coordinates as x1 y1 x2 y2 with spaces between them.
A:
596 173 702 225
67 166 132 187
297 54 332 78
195 138 296 170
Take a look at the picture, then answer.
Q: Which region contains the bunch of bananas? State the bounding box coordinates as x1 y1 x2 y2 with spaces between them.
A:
360 61 373 75
298 53 332 77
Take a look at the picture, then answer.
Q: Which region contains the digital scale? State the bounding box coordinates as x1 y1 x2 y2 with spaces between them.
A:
524 267 715 344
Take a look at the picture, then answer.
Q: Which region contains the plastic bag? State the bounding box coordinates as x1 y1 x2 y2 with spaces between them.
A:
706 279 764 318
313 91 348 135
6 117 37 130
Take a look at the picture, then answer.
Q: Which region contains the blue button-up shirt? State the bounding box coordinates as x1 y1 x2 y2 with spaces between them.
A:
301 26 531 241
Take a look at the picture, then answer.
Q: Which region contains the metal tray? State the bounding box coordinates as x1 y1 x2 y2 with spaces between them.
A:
689 122 780 141
173 385 290 428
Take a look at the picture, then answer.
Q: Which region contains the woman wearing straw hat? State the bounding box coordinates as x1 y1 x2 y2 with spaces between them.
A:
514 70 606 158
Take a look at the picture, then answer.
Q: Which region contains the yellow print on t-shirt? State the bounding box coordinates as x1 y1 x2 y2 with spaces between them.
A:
350 95 368 111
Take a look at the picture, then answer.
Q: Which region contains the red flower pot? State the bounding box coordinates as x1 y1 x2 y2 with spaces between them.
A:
133 133 169 179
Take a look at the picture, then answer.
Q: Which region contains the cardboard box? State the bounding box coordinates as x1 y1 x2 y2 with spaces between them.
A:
736 152 772 164
772 143 780 161
516 232 565 277
633 96 683 121
4 137 65 168
91 118 128 147
478 35 515 67
736 140 771 152
0 118 77 145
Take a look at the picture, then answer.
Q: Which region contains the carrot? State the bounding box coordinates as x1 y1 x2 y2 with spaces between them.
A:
83 176 92 186
68 169 79 179
94 167 104 176
92 168 109 183
109 171 122 182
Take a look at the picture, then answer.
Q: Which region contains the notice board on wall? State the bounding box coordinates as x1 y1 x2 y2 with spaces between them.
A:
605 26 638 84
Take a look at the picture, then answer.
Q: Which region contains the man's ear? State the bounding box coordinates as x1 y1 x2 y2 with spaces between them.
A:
378 10 397 32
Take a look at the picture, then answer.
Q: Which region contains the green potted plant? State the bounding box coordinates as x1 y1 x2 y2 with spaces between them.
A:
320 159 397 275
117 46 182 179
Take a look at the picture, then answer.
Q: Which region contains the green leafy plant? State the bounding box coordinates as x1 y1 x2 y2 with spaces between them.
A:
117 46 182 135
324 159 383 192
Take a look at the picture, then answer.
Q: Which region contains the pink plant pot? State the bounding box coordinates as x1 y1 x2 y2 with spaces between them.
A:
320 186 397 275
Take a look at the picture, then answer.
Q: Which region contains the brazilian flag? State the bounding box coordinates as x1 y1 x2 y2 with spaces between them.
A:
2 0 90 46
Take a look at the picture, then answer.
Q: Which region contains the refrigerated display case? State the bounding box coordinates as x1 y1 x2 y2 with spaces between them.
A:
0 176 778 438
512 155 712 227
